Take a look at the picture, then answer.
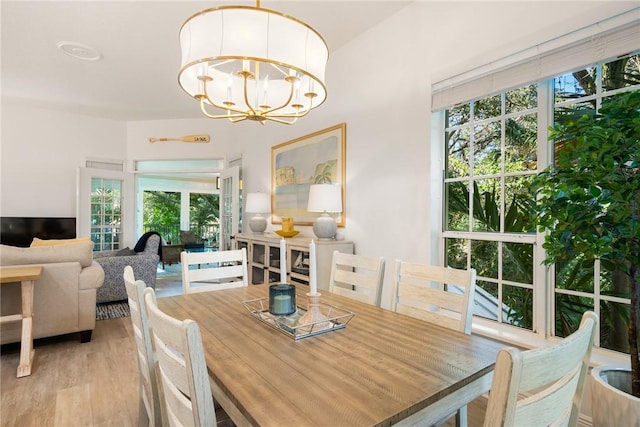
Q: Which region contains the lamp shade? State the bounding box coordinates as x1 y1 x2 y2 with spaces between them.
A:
307 184 342 213
245 192 270 213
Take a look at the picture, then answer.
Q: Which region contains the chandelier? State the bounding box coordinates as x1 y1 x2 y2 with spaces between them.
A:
178 1 328 125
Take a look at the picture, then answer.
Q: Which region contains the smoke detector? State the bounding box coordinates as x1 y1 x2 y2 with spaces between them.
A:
56 41 102 61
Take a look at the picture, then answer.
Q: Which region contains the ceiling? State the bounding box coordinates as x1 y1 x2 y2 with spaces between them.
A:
1 1 411 121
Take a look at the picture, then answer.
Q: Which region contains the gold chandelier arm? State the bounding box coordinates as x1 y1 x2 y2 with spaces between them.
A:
266 97 315 120
263 76 296 115
264 116 297 125
201 79 248 116
281 105 313 118
228 116 248 123
199 100 246 120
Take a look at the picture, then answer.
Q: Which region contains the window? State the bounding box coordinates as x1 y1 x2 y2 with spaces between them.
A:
440 51 640 354
135 158 225 246
189 193 220 246
443 85 538 331
551 53 640 353
143 190 181 244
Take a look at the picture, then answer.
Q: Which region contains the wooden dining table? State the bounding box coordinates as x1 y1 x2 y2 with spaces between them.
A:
157 284 505 427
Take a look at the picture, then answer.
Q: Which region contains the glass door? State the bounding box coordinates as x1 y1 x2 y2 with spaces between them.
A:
77 167 134 250
219 165 240 251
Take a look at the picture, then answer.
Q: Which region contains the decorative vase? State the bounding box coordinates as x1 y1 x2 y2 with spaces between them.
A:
590 366 640 427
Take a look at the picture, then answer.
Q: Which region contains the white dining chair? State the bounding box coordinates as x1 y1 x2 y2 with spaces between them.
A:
181 248 248 294
392 260 477 427
123 266 165 427
329 251 385 306
143 286 216 427
484 311 597 427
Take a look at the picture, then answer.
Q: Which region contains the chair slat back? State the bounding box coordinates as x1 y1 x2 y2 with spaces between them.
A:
329 251 385 306
181 248 248 294
393 261 476 334
123 266 164 427
484 311 597 427
144 287 216 427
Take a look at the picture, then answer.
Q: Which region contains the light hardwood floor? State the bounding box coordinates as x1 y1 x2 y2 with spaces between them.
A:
1 268 489 427
1 317 139 427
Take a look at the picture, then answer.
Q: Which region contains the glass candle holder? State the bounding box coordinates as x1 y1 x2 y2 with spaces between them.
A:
269 284 297 316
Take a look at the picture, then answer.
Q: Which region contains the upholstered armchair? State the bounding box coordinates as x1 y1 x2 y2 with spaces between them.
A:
179 230 205 252
93 233 161 303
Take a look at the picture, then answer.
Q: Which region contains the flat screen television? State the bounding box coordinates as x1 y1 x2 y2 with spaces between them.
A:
0 217 77 247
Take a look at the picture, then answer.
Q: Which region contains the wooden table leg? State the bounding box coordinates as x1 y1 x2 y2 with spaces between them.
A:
16 279 35 378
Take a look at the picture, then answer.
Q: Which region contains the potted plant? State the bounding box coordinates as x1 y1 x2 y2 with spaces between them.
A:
530 90 639 423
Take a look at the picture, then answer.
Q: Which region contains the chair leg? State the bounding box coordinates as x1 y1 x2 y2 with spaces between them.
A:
455 405 468 427
138 393 150 427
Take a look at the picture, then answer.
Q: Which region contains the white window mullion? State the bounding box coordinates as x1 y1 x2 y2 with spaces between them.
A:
468 102 476 235
594 259 602 347
536 80 553 339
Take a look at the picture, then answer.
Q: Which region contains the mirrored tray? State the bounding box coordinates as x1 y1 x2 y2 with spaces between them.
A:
242 297 355 340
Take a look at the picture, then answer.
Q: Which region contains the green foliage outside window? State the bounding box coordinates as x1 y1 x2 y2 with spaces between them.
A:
444 52 640 344
142 191 220 245
530 90 640 396
444 84 537 329
143 191 180 243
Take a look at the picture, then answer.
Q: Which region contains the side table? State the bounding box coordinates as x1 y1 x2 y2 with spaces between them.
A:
162 244 184 268
0 265 42 377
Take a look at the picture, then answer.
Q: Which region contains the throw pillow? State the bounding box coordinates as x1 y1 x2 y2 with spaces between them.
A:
31 236 91 247
116 247 136 256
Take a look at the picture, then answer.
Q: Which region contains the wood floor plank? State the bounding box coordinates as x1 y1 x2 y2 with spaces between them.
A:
54 384 93 427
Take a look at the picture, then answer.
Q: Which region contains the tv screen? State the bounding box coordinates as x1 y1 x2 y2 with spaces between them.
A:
0 217 77 247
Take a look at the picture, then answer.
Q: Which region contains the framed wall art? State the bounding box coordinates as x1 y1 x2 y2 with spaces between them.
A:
271 123 346 226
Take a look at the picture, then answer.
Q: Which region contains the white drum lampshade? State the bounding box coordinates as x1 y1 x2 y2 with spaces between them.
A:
307 184 342 240
246 192 271 233
178 4 328 125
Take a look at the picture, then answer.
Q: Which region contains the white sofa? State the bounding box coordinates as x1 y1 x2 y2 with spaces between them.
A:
0 241 104 344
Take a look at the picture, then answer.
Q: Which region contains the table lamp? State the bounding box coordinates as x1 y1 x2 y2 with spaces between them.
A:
245 192 270 233
307 184 342 240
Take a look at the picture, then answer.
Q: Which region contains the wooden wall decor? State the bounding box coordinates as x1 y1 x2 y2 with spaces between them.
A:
148 134 209 143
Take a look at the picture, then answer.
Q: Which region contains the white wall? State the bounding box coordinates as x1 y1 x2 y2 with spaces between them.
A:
0 103 126 217
1 1 636 309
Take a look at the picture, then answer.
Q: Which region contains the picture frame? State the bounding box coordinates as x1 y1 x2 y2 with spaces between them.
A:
271 123 346 226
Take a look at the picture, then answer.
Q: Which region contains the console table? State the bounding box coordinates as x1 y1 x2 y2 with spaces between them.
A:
0 265 42 377
235 233 353 291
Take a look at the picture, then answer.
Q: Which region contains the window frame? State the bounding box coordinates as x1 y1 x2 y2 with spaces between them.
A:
434 68 636 366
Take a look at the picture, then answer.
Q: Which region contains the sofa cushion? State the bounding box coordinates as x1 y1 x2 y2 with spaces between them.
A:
30 236 92 247
0 241 94 268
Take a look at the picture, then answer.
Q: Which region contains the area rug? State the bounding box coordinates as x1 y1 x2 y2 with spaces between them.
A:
96 301 130 320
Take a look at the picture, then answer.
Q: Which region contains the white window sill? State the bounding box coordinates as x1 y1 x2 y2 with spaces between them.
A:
472 317 630 369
